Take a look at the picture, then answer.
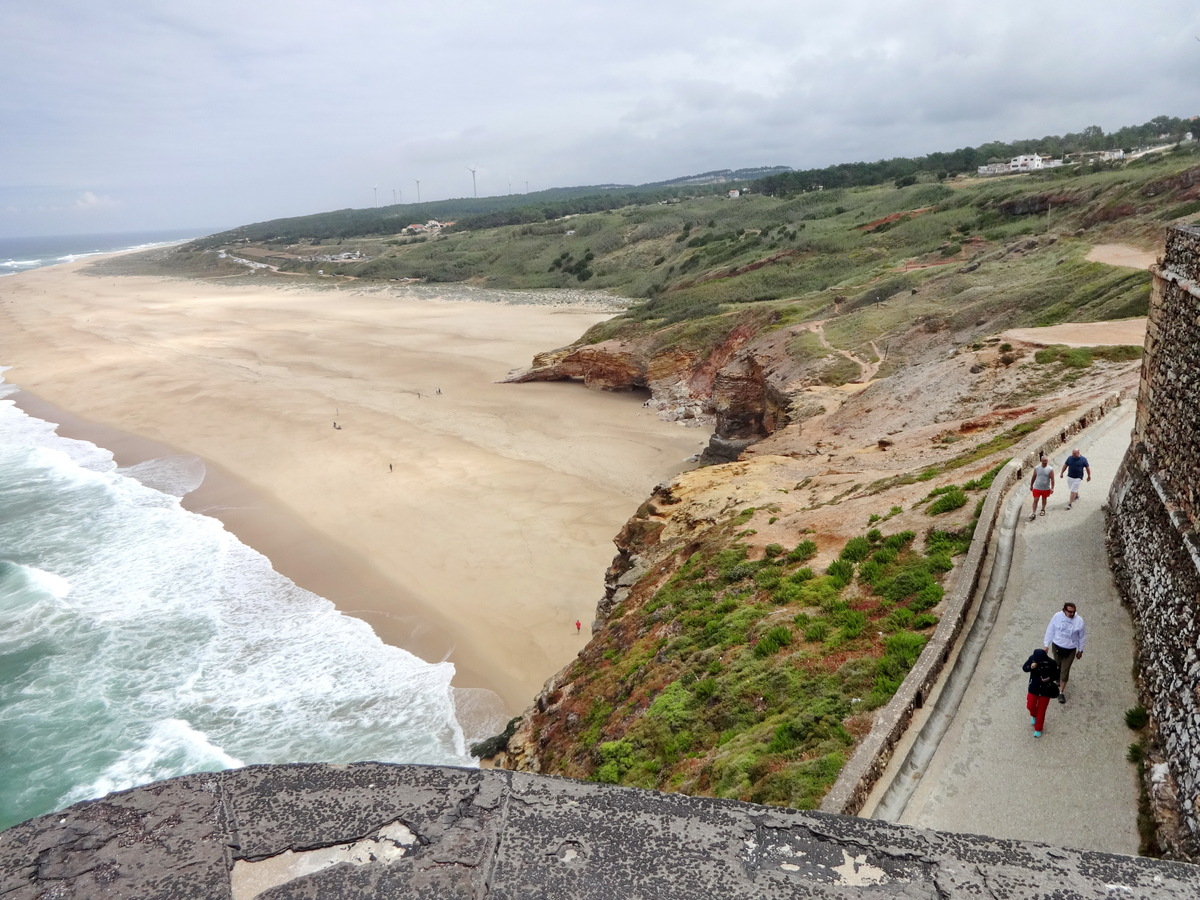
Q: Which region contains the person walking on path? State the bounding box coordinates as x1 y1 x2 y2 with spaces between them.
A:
1022 648 1061 737
1060 448 1091 510
1044 602 1086 704
1029 454 1055 521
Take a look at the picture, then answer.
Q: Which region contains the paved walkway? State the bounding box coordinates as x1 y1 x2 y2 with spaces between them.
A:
896 401 1141 854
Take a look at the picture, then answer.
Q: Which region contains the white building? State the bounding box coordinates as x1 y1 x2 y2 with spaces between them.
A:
1010 154 1044 171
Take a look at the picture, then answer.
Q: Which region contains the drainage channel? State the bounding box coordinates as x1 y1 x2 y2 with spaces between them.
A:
871 487 1025 823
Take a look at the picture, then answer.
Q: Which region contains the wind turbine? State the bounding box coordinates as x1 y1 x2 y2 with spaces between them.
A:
372 185 378 207
392 188 397 205
415 179 421 203
467 166 478 198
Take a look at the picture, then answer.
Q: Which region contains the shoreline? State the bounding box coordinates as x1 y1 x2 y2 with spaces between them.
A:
9 389 499 704
0 258 707 715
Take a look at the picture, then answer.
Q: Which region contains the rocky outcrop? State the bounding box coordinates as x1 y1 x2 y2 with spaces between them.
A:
505 318 787 439
6 763 1200 899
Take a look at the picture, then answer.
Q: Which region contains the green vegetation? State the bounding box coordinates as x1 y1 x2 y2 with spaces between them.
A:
1123 704 1162 857
1034 344 1144 368
523 516 971 809
1125 705 1149 730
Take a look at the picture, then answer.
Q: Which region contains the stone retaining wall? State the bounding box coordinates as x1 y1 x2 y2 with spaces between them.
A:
1108 224 1200 858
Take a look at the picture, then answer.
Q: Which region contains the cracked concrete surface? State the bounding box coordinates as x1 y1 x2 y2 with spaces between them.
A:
2 763 1199 898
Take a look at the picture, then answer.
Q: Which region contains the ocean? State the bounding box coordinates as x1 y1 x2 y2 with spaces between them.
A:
0 234 485 832
0 228 208 275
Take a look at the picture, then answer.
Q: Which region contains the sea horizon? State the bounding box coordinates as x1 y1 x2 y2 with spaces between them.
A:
0 228 218 276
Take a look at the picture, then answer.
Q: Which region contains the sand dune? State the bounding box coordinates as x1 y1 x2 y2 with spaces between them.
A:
0 262 708 714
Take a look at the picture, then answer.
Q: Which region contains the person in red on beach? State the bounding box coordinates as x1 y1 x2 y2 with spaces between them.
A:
1028 454 1055 521
575 620 582 633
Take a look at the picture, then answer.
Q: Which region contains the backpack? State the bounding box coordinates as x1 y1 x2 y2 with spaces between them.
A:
1036 657 1060 698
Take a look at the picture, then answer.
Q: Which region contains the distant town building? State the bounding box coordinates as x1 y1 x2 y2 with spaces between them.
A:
402 219 454 236
976 153 1065 177
727 189 741 199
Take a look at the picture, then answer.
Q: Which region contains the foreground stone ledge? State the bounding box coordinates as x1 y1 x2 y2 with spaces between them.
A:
3 763 1199 899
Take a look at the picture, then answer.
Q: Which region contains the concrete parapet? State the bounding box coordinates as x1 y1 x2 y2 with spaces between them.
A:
3 762 1200 899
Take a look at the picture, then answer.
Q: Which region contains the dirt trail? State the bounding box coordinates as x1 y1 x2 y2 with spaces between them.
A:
806 321 885 383
1001 319 1146 348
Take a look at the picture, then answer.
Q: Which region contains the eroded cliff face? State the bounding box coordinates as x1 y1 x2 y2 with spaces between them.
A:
506 320 789 440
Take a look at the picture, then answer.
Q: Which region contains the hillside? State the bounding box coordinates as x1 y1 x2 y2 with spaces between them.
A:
138 137 1200 811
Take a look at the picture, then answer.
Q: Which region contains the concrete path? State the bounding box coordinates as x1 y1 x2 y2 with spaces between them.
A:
896 400 1141 854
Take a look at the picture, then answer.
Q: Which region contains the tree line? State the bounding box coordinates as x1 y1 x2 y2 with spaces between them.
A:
751 116 1194 196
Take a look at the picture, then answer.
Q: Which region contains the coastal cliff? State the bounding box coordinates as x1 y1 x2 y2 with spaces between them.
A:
489 281 1144 807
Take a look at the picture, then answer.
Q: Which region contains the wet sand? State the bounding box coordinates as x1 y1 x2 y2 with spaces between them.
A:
0 260 708 714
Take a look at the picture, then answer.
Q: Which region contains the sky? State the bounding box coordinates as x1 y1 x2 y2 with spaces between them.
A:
2 0 1198 238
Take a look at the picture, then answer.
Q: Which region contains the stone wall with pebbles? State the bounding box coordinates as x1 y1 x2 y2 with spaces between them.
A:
1108 223 1200 859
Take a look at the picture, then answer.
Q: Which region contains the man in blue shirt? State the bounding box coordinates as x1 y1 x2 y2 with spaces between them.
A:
1060 447 1091 510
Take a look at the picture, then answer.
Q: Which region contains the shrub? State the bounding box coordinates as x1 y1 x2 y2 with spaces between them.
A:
834 608 867 639
876 565 935 603
840 536 873 562
770 581 805 605
764 543 785 559
804 621 831 642
858 559 883 585
787 540 818 563
909 583 944 612
754 566 783 590
884 608 915 631
647 681 694 729
1125 706 1149 730
963 461 1007 491
927 528 973 557
754 625 794 657
912 613 939 629
926 551 954 573
723 562 759 584
595 739 637 783
827 559 855 588
927 487 968 515
872 548 897 566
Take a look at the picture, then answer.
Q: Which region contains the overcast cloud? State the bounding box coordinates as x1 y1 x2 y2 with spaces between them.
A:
2 0 1198 237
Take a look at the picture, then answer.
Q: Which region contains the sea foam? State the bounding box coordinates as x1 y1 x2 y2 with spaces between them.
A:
0 371 476 831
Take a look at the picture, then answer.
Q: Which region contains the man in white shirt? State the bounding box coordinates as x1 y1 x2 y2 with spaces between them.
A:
1043 602 1086 704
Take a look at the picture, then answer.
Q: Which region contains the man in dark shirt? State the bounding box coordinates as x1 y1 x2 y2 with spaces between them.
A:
1060 448 1091 510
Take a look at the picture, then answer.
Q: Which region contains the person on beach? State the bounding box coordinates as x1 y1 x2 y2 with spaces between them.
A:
1022 647 1061 737
575 619 582 633
1044 602 1086 704
1060 448 1091 510
1029 454 1055 521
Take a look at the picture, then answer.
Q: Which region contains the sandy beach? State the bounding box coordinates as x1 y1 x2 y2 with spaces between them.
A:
0 261 708 716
